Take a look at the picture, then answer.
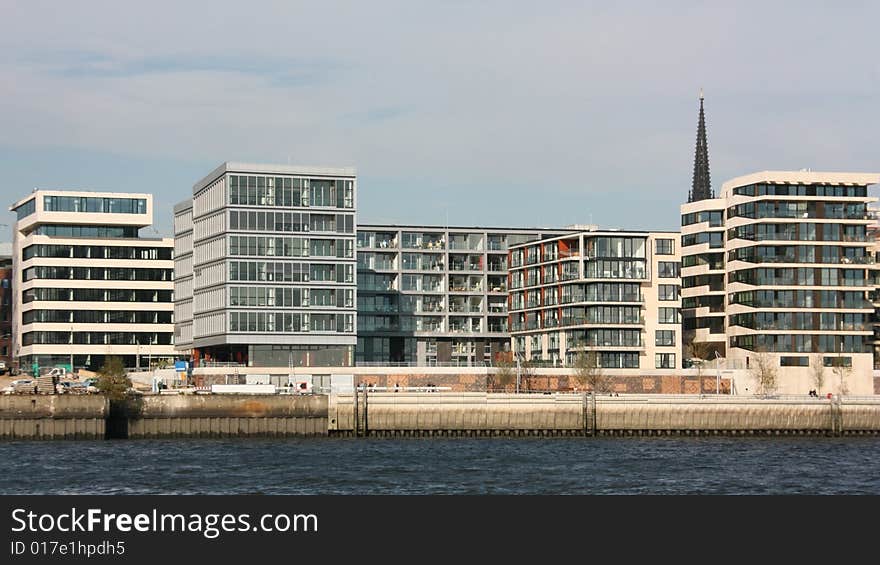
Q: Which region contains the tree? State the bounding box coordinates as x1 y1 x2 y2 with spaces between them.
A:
685 339 713 377
571 351 607 393
829 356 852 396
519 358 538 392
491 358 516 392
810 353 826 393
749 348 777 396
96 356 132 401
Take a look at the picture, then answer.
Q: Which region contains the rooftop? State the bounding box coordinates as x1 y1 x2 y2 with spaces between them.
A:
193 162 358 194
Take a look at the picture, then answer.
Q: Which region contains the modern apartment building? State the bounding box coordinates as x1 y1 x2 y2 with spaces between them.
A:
175 163 357 368
356 225 564 365
682 171 880 394
173 199 194 357
9 190 174 373
0 243 12 372
868 208 880 370
508 229 682 369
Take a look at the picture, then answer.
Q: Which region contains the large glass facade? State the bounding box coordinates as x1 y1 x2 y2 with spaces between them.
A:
228 175 354 209
43 195 147 214
31 225 140 238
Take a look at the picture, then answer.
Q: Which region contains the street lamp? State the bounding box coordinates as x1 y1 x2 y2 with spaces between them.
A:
714 350 723 395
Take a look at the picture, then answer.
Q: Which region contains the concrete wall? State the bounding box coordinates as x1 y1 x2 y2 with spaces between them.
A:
118 394 327 438
330 392 880 436
0 395 107 439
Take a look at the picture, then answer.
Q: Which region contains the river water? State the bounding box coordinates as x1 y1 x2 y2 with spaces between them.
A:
1 437 878 495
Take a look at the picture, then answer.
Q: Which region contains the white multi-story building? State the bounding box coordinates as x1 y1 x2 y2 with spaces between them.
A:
10 190 174 373
508 229 682 370
175 163 357 367
682 171 880 395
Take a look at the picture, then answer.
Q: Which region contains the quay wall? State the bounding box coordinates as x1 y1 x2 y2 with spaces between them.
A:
115 395 328 439
0 395 107 440
330 392 880 437
3 393 879 439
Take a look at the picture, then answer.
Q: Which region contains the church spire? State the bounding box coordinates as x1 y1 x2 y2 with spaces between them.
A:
688 90 712 202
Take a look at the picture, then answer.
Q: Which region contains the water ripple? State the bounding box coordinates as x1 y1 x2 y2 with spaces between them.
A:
0 437 878 494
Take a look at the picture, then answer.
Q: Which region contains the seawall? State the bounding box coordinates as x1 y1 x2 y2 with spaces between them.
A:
0 395 108 439
112 394 328 438
2 393 879 439
330 392 880 437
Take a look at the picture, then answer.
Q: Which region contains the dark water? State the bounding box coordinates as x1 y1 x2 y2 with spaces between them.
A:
1 437 879 495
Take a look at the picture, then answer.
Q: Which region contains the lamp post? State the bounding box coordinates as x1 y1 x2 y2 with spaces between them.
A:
714 350 723 395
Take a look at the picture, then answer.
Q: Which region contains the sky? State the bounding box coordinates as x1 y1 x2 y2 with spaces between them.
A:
1 1 879 238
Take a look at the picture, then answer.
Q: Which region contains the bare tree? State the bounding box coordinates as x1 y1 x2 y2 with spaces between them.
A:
570 351 607 393
491 358 516 392
685 339 713 378
749 347 778 396
829 356 852 396
810 353 826 393
519 358 537 392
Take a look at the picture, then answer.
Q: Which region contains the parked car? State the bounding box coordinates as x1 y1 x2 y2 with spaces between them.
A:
82 378 100 393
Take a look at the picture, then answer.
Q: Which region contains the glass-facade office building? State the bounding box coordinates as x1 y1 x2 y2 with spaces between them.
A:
174 163 357 368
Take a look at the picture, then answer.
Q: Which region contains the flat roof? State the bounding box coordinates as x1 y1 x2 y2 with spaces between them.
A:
173 199 193 214
358 223 568 233
193 162 357 194
721 170 880 193
10 189 153 211
508 229 679 249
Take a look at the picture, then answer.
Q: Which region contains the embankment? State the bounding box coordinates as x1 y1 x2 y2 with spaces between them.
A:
1 393 878 439
111 394 327 438
0 395 107 439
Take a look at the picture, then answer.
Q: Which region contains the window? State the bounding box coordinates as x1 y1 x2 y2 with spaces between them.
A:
658 307 679 324
655 353 676 369
43 196 146 214
658 284 679 301
655 330 675 347
656 239 674 255
823 356 852 368
658 262 680 278
780 356 808 367
15 198 36 220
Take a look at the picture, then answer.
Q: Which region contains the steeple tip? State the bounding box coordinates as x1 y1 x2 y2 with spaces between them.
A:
688 90 712 203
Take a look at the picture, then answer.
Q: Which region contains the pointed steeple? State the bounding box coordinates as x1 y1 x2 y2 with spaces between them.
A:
688 90 713 202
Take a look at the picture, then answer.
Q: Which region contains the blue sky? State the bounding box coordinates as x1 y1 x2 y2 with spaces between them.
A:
2 1 879 238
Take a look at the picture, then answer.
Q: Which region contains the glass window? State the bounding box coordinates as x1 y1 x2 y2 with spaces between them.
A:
15 198 36 219
655 330 675 346
655 353 676 369
658 307 679 324
658 262 680 278
658 284 679 301
656 239 674 255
